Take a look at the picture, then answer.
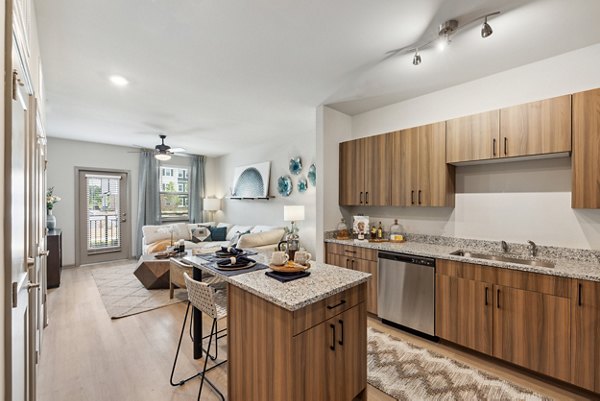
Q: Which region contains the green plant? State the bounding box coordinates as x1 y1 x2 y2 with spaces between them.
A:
47 186 61 210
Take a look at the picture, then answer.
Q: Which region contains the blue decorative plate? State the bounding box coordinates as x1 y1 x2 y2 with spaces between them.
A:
277 176 292 197
308 163 316 186
298 177 308 193
289 157 302 175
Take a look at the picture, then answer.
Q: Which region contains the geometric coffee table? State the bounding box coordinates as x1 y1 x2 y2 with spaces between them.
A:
133 254 171 289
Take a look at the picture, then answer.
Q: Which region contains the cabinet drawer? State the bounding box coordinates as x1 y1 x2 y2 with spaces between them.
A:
325 243 378 261
293 283 366 335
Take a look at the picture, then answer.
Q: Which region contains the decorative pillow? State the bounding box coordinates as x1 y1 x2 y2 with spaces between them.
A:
250 225 279 234
171 222 192 241
190 226 210 243
237 228 286 249
226 225 253 241
208 226 227 241
217 222 232 236
147 239 172 254
229 229 251 246
142 225 172 244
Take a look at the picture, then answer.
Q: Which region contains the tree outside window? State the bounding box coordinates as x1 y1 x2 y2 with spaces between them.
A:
159 166 189 220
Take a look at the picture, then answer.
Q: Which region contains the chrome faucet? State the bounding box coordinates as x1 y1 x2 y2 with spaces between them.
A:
500 240 508 253
527 240 537 258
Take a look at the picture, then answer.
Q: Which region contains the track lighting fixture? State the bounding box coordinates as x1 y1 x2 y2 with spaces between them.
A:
412 50 421 65
481 16 493 38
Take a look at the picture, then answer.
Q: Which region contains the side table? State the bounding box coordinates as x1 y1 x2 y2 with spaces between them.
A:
47 229 63 288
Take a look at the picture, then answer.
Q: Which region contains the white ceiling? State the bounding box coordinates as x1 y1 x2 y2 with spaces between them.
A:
35 0 600 156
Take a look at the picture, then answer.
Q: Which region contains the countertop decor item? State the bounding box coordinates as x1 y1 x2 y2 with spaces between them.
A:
277 175 292 197
46 186 61 230
231 161 271 198
269 260 310 273
282 205 305 260
289 157 302 175
308 163 316 186
297 176 308 193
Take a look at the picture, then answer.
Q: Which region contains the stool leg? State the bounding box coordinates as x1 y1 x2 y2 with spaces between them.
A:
198 318 225 401
170 301 191 386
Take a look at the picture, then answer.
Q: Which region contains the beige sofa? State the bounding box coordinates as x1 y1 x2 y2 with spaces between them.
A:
141 222 284 255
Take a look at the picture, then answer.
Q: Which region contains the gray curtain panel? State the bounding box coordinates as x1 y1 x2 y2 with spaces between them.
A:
135 150 160 256
189 155 206 223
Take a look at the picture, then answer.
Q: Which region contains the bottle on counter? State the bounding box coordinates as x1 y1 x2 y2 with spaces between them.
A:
376 222 383 240
336 218 349 239
390 219 404 242
370 225 377 240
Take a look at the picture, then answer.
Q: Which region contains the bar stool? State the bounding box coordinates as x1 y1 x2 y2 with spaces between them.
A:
170 272 227 401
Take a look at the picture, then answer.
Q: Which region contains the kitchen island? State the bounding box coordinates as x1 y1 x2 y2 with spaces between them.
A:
183 254 371 401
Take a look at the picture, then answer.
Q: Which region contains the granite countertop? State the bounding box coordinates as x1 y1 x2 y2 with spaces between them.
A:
325 237 600 283
183 254 371 311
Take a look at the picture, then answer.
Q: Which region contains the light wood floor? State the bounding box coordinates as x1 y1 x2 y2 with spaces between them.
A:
38 262 592 401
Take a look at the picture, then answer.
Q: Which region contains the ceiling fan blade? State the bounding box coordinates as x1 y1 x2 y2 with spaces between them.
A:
170 147 186 153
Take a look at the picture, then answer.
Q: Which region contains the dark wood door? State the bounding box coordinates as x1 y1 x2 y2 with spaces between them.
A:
363 134 391 206
571 279 600 392
436 274 493 355
339 139 365 206
572 88 600 208
493 285 571 382
334 303 367 401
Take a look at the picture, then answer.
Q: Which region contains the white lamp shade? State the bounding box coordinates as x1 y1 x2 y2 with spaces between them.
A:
284 205 305 222
203 198 221 211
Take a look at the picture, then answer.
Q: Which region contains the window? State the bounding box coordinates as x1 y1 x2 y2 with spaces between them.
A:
159 166 189 220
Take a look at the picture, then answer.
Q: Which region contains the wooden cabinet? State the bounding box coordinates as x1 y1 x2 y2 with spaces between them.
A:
436 259 572 383
228 282 367 401
571 279 600 392
446 110 499 163
391 122 454 207
326 243 378 315
47 229 62 288
339 134 390 206
572 88 600 208
500 95 571 158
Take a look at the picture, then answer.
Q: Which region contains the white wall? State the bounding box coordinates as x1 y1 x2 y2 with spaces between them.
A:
213 133 317 256
322 43 600 250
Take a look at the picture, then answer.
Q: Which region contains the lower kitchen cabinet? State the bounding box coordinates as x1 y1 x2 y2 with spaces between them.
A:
493 285 571 382
571 279 600 393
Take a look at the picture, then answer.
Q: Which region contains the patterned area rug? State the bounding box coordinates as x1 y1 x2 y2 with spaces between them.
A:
90 261 187 319
367 327 553 401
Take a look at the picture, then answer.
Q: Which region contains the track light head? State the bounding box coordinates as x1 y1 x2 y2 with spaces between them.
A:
481 17 493 38
412 50 422 66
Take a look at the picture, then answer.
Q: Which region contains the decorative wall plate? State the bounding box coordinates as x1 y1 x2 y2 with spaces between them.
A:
308 163 316 186
277 176 292 197
298 177 308 193
289 157 302 175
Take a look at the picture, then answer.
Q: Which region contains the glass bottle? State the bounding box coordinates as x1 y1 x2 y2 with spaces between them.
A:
370 225 377 240
390 219 403 241
336 218 349 239
376 222 383 239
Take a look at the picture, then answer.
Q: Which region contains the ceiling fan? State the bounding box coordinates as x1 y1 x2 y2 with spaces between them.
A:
131 134 186 161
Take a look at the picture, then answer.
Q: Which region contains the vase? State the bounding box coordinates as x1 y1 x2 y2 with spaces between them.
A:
47 209 56 231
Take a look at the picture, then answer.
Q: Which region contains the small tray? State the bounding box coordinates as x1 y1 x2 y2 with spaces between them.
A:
269 261 311 273
389 239 406 243
154 251 178 259
335 236 351 240
368 239 389 243
215 261 256 271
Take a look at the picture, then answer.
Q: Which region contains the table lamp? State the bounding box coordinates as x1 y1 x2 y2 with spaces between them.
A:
283 205 305 260
203 198 221 221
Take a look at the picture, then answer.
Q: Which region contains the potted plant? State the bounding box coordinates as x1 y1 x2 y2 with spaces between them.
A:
46 187 61 230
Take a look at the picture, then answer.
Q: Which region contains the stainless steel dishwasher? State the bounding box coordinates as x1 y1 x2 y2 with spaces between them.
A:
378 251 436 337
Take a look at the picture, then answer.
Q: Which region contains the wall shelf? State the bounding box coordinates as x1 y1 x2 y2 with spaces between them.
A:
227 196 274 200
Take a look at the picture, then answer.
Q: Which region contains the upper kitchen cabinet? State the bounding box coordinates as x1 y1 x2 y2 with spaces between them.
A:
499 95 572 158
446 110 500 163
392 123 454 207
572 88 600 209
339 134 390 206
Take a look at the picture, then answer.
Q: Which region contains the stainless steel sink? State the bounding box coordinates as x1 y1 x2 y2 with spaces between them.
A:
449 250 555 268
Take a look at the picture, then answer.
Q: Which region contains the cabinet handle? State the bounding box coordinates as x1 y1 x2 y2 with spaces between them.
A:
338 319 344 345
497 288 500 309
359 192 363 204
330 324 336 351
411 190 415 205
352 259 356 269
418 190 422 205
345 258 350 269
485 287 489 306
578 283 582 306
343 250 356 254
504 137 507 156
327 299 346 310
365 192 369 205
492 138 497 157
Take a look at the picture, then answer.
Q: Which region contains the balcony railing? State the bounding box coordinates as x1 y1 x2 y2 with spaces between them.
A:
88 214 120 250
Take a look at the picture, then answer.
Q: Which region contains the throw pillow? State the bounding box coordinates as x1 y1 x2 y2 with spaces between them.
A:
190 226 210 243
171 222 192 241
229 229 251 247
208 226 227 241
147 239 172 254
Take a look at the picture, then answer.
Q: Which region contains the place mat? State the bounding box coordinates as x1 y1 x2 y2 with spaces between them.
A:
196 250 258 263
215 261 257 271
194 260 269 277
265 270 311 283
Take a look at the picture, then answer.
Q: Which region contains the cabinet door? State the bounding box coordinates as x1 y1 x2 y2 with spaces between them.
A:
500 95 571 158
333 303 367 401
572 88 600 208
418 122 453 207
354 259 377 315
339 139 365 206
493 285 571 381
436 274 493 355
446 110 499 163
571 280 600 392
363 134 391 206
391 129 417 206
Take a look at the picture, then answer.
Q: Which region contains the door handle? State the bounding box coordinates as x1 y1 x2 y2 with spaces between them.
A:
504 137 507 156
497 288 500 309
492 138 497 157
365 192 369 205
345 258 350 269
418 190 422 205
359 192 363 204
338 319 344 345
485 287 488 306
27 257 35 266
330 324 336 351
411 190 415 205
578 283 582 306
351 259 356 269
38 250 49 256
327 299 346 310
27 282 40 291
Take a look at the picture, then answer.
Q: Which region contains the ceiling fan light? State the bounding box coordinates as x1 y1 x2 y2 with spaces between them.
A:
155 152 171 161
481 17 493 38
412 51 422 66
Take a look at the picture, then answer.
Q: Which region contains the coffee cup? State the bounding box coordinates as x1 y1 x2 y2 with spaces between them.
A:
271 251 289 266
294 251 312 265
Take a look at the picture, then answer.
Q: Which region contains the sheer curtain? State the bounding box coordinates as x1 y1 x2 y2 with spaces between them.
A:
135 150 160 256
189 155 206 223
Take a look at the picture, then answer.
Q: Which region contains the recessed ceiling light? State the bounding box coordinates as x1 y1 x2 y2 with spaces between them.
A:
109 75 129 87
